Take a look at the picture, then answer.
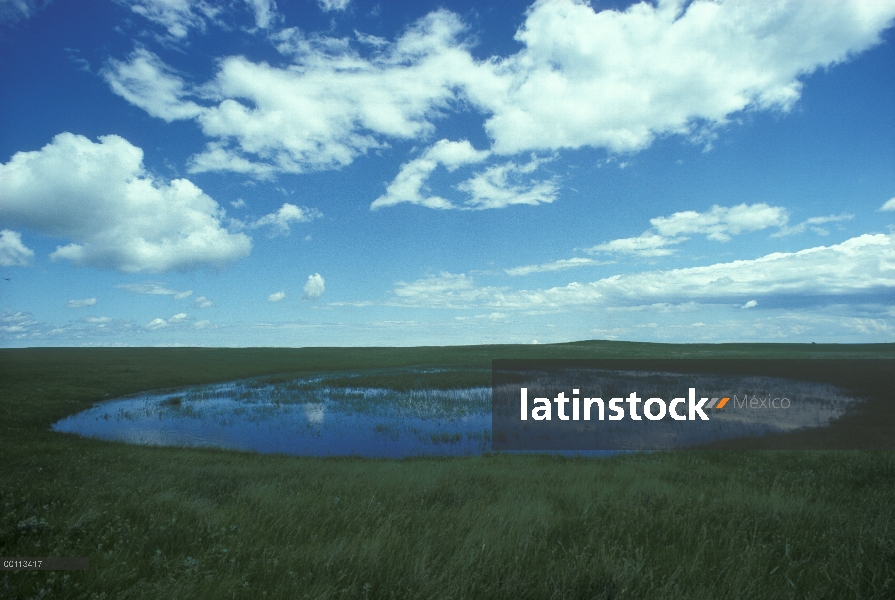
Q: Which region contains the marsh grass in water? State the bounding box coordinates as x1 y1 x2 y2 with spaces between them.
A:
1 344 893 598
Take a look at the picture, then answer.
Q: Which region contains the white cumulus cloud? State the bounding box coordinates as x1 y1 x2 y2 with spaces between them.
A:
302 273 325 300
0 229 34 267
0 133 252 272
479 0 895 155
106 12 485 177
880 197 895 211
103 0 895 193
268 290 286 302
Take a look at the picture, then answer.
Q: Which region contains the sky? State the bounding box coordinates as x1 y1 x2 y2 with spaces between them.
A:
0 0 894 348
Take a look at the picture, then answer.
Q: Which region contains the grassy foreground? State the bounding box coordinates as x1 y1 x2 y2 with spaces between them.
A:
1 342 893 599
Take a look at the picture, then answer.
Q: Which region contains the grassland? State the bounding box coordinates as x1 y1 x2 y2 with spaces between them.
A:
1 342 893 599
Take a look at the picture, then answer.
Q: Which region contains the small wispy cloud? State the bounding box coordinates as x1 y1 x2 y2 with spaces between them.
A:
66 298 97 308
587 232 683 258
772 213 853 237
0 0 49 25
505 257 609 276
455 312 509 321
118 283 193 298
587 204 853 259
145 312 190 330
268 290 286 302
247 203 322 236
318 0 350 12
371 140 490 211
457 157 558 210
144 318 168 330
82 316 111 324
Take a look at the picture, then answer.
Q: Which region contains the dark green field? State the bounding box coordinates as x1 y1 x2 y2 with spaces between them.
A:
1 342 893 599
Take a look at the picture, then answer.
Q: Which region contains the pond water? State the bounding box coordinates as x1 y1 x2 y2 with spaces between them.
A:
51 368 859 457
53 377 494 458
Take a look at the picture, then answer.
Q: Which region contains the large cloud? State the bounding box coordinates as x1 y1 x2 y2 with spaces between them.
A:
105 0 895 184
106 11 481 177
0 133 252 272
392 233 895 309
479 0 895 154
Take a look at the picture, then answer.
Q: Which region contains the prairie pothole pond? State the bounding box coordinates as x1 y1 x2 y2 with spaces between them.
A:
51 367 861 457
52 368 494 458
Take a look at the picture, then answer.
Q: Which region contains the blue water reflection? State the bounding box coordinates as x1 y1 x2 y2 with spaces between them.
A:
52 381 496 458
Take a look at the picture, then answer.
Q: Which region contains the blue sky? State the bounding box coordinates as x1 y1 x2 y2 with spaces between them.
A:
1 0 894 347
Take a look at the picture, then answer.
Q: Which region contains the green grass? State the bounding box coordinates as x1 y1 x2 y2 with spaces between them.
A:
1 342 894 599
